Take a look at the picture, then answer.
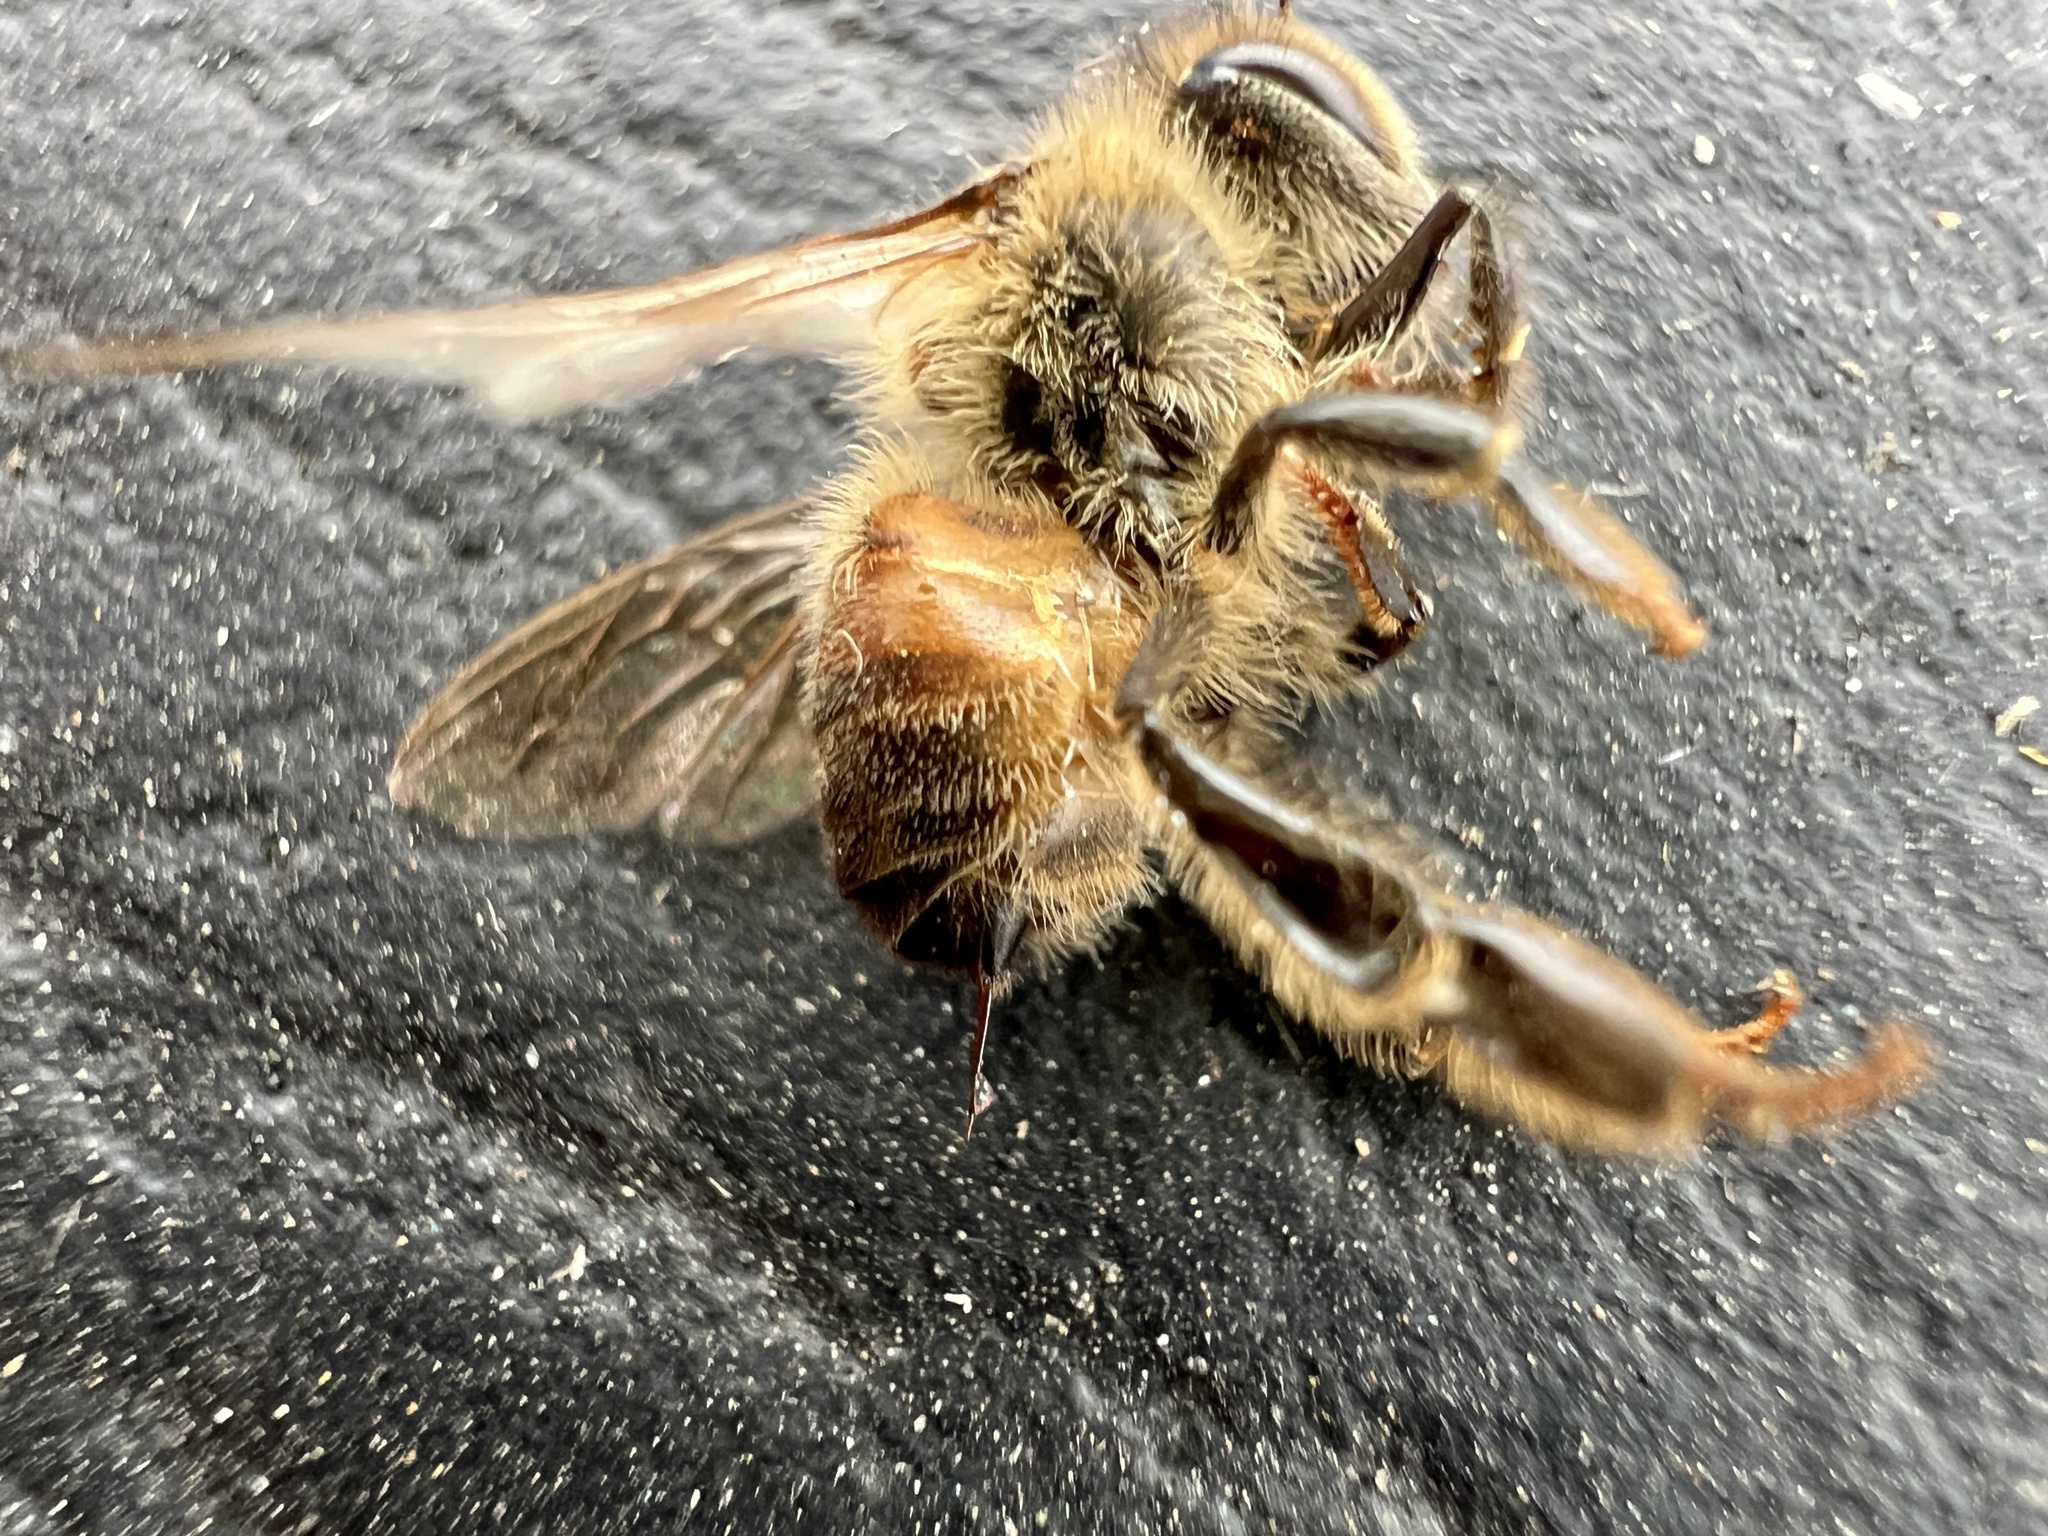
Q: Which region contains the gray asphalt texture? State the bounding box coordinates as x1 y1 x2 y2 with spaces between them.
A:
2 2 2045 1533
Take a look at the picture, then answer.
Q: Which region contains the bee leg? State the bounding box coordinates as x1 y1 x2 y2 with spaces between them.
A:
1318 188 1477 361
1487 458 1706 656
1707 968 1803 1057
1116 633 1926 1153
1289 460 1428 666
1206 393 1706 658
1393 189 1520 411
1372 213 1696 650
963 900 1028 1140
1318 189 1521 410
1315 198 1704 659
1117 601 1440 999
1209 393 1489 555
1427 908 1926 1153
1460 193 1520 411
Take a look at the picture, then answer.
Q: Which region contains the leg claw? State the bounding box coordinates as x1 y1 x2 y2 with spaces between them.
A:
1709 967 1804 1057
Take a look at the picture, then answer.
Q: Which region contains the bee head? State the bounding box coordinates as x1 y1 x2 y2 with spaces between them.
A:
1174 38 1434 313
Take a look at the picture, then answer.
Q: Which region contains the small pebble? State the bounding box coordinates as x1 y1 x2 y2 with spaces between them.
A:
1993 696 2038 737
1856 71 1922 121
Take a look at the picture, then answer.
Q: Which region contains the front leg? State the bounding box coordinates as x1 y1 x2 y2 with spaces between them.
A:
1312 186 1523 411
1290 459 1428 666
1116 610 1926 1154
1287 193 1705 656
1206 391 1707 659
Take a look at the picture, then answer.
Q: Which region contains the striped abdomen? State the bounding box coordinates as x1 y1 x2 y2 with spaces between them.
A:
805 491 1152 972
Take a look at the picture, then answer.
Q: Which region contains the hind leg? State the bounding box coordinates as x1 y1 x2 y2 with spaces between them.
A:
1116 608 1926 1155
1203 388 1706 659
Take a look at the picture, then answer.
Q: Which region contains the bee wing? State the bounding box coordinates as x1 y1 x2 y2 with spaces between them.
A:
6 168 1014 421
388 497 818 846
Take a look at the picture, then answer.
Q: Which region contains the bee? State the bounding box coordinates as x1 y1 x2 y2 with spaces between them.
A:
5 5 1924 1151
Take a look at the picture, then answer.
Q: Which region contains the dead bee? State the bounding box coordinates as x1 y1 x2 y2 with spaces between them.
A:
5 6 1924 1151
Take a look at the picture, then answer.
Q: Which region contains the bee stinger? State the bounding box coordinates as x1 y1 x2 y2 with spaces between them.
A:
5 5 1924 1152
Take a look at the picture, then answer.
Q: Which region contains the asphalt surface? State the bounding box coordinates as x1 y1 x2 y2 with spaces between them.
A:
2 2 2044 1533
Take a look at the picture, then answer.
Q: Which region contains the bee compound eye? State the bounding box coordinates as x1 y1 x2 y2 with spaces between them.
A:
1177 43 1390 165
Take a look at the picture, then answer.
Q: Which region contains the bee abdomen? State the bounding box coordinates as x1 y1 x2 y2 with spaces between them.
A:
805 491 1150 969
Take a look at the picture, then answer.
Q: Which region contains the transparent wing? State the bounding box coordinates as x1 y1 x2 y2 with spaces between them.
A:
5 169 1014 421
388 497 817 845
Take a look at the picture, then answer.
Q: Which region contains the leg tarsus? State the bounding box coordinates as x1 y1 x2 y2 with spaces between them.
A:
1461 199 1519 411
1290 460 1428 667
1709 968 1802 1057
1487 456 1707 659
1707 1022 1928 1144
1348 536 1429 666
